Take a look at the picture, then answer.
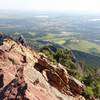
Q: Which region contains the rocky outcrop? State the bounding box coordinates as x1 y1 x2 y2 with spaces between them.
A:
0 69 4 90
0 38 85 100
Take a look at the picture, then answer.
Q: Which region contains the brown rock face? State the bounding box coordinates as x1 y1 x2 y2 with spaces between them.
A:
0 38 85 100
0 69 4 89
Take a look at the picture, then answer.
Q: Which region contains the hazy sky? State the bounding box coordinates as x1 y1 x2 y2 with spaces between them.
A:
0 0 100 13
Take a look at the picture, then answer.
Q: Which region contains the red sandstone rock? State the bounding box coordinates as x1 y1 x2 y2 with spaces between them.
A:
0 38 85 100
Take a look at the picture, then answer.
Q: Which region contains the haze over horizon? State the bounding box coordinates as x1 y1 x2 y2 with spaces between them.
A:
0 0 100 14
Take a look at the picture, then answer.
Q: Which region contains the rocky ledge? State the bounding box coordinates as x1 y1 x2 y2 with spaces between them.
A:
0 37 85 100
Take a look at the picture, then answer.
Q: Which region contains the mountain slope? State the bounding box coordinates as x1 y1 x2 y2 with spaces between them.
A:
73 50 100 67
0 37 85 100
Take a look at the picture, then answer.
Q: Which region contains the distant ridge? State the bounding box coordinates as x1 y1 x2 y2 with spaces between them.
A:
73 50 100 67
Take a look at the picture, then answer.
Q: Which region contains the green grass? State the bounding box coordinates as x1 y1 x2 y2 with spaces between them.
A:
33 32 76 44
28 32 37 36
64 40 100 54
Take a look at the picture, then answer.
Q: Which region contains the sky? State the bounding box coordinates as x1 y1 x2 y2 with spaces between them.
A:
0 0 100 13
